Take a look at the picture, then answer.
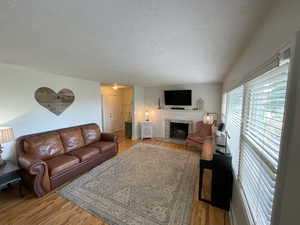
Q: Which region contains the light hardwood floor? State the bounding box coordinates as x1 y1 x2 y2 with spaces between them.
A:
0 131 230 225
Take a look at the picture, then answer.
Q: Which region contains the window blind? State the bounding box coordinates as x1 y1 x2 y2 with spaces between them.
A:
226 86 244 176
239 63 289 225
221 93 228 122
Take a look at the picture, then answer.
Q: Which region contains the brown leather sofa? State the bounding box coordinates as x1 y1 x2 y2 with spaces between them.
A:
16 123 119 197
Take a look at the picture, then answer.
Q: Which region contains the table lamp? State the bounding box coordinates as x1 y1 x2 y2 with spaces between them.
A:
203 114 214 124
0 127 14 167
145 111 150 121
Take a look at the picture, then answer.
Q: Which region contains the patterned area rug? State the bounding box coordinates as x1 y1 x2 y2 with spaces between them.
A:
58 143 200 225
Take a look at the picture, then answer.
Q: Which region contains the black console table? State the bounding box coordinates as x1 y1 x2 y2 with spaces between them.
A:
0 161 23 197
199 143 233 211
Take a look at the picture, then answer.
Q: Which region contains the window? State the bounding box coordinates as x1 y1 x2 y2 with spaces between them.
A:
226 86 244 176
225 58 290 225
239 63 289 225
221 93 228 122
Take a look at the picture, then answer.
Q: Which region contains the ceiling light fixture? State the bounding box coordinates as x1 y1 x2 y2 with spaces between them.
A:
112 84 118 90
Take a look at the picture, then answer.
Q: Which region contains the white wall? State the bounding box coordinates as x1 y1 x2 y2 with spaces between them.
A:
143 83 221 138
129 83 222 140
144 83 222 113
222 1 300 225
0 63 102 161
223 0 300 92
132 86 145 139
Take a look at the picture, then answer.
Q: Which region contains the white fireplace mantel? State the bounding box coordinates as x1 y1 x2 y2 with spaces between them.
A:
150 109 205 138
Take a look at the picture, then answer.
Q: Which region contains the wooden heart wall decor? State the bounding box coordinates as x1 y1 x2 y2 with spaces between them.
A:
35 87 75 116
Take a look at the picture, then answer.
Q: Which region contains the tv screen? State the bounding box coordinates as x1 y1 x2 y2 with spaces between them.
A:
164 90 192 106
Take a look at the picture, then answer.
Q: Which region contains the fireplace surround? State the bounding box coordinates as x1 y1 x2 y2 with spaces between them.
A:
170 122 189 140
165 119 193 140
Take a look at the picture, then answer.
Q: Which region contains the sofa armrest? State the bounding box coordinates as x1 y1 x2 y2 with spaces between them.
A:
101 133 119 143
19 156 44 172
18 156 51 197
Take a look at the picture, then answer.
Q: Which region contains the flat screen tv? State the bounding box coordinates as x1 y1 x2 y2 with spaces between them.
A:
164 90 192 106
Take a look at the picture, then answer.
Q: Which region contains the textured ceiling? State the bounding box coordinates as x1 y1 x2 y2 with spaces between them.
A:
0 0 272 86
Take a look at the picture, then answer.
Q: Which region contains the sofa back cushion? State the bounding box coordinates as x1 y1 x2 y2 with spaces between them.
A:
23 132 65 160
81 124 101 145
59 128 85 152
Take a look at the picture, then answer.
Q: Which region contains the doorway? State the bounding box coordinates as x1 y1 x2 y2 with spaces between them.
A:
101 85 133 137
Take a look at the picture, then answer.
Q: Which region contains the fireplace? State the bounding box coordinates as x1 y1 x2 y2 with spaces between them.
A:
170 122 189 140
165 119 193 140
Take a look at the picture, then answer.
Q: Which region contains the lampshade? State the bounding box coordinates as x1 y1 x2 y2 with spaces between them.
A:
203 115 214 124
112 84 118 90
145 111 150 121
0 127 14 144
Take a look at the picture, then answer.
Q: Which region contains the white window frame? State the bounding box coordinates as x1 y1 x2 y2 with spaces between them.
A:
224 55 290 225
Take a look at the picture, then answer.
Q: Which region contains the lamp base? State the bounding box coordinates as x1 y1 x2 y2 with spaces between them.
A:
0 159 6 167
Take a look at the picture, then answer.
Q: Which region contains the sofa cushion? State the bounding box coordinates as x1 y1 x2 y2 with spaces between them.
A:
59 128 85 152
67 147 100 162
81 124 101 145
89 141 116 153
23 132 65 160
46 155 79 177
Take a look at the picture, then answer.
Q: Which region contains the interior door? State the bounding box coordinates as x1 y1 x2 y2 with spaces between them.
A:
103 95 123 132
103 95 113 132
112 95 123 131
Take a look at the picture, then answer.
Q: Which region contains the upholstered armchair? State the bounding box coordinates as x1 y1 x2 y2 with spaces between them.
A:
186 121 214 149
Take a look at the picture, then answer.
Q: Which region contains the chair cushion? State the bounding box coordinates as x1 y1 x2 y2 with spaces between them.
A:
81 124 101 145
67 147 100 162
23 132 65 160
46 155 79 176
195 121 213 137
89 141 116 153
186 135 206 144
59 128 85 152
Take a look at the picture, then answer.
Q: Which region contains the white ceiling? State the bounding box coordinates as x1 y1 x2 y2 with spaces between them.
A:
0 0 272 86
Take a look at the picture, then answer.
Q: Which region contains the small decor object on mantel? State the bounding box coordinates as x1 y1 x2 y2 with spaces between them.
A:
158 98 161 109
0 127 14 167
196 98 204 110
35 87 75 116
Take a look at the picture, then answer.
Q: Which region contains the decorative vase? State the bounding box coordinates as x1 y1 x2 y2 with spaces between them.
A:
158 98 161 109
